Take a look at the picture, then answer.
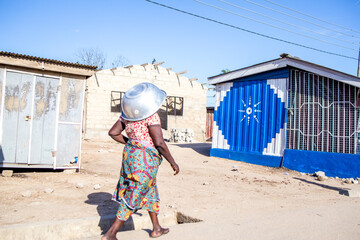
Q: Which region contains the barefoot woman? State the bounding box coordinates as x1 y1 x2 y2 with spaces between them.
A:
102 83 180 239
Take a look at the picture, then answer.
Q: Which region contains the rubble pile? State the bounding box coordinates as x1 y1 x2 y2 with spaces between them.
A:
170 128 194 143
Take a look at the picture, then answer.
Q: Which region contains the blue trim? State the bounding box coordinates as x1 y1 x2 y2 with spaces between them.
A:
234 68 289 82
283 149 360 178
210 148 282 168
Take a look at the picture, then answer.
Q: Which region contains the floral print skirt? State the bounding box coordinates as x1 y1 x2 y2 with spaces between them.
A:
112 140 162 221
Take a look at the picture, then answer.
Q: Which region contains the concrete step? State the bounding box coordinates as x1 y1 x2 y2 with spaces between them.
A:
81 222 207 240
0 210 177 240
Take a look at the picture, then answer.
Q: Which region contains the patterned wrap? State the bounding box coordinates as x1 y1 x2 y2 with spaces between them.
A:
112 139 162 221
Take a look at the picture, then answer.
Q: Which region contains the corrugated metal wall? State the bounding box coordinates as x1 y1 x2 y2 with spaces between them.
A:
212 70 288 156
0 68 85 169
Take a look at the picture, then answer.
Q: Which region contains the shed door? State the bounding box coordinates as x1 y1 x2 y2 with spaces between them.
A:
2 72 33 163
30 76 58 164
2 72 59 165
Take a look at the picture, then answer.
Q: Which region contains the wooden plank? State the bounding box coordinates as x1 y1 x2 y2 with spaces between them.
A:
154 61 165 66
176 70 187 75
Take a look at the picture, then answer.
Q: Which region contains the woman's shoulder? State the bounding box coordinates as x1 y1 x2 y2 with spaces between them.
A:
145 113 161 125
119 116 127 124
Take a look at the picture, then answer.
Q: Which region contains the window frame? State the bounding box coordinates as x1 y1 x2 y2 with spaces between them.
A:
110 91 125 113
166 96 184 116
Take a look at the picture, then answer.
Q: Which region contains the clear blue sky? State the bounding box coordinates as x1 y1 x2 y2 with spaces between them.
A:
1 0 360 106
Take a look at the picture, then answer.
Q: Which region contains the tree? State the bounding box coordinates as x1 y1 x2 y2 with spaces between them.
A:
111 55 130 68
221 69 230 74
74 48 106 70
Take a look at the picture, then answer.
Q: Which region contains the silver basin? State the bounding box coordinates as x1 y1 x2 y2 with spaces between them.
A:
121 82 167 121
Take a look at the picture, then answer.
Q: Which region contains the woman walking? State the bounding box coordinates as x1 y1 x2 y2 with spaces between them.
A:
102 82 180 240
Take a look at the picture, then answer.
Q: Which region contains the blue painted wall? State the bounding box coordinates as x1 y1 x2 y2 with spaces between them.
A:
211 67 360 177
283 149 360 178
211 68 288 167
210 148 283 167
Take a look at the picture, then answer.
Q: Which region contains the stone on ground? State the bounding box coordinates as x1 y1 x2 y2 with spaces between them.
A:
2 170 13 177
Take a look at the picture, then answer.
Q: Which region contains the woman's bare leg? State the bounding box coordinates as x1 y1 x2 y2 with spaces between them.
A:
148 211 169 238
101 217 125 240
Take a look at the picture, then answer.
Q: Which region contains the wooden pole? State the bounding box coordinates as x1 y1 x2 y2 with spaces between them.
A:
154 61 165 66
357 43 360 77
176 70 187 75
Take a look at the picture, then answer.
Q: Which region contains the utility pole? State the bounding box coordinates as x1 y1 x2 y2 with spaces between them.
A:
358 43 360 77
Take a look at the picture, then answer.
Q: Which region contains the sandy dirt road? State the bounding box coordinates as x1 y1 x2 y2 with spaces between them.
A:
1 140 360 239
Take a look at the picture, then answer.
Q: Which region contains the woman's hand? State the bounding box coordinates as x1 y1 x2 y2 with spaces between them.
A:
171 162 180 175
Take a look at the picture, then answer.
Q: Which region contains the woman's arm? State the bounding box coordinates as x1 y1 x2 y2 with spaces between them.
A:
108 119 129 144
149 125 180 175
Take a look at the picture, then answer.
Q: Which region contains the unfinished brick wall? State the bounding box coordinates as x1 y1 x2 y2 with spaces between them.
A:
84 64 207 142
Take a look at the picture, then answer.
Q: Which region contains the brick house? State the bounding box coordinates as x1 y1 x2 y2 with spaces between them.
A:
84 63 207 142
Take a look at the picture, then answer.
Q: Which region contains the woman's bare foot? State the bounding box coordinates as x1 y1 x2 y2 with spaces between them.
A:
101 217 124 240
150 227 169 238
101 234 118 240
101 234 117 240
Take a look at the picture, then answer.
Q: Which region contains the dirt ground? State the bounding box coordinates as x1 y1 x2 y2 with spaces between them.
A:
1 139 360 239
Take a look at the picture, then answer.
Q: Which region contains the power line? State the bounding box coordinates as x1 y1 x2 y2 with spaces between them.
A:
217 0 357 46
265 0 360 35
244 0 360 39
195 0 355 50
145 0 358 61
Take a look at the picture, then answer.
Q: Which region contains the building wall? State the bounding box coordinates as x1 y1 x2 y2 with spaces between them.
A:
84 64 207 142
211 69 289 167
210 66 360 177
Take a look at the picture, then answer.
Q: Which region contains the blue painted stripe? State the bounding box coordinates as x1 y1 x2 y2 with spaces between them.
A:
233 68 289 82
230 88 237 150
210 148 283 167
255 81 262 152
261 84 269 151
283 149 360 178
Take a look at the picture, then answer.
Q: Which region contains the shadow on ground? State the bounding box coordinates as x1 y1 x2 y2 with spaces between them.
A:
85 192 138 234
293 177 350 195
173 143 211 157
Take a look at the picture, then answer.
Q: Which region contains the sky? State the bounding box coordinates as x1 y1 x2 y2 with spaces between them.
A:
1 0 360 106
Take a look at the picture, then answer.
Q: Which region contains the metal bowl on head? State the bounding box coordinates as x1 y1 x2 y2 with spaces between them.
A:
121 82 167 121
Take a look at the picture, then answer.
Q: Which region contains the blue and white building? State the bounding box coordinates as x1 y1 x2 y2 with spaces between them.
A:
209 54 360 178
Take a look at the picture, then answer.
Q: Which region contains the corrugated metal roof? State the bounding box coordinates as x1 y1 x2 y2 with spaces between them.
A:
208 54 360 88
0 51 97 70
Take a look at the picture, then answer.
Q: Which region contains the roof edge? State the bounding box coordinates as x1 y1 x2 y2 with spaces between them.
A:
0 51 97 70
208 55 360 87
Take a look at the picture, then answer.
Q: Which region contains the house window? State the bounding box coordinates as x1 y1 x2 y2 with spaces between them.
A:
167 96 184 116
157 96 184 130
111 91 125 112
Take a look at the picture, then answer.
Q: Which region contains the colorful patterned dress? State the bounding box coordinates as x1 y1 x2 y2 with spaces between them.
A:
112 113 162 221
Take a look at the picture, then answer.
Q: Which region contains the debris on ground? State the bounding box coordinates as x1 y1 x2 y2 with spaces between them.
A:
21 191 32 197
314 171 328 181
44 188 54 194
2 170 13 177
